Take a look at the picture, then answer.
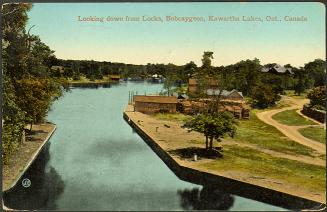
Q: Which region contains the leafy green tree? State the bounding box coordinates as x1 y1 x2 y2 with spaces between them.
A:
250 84 281 108
200 51 214 76
294 68 308 95
183 61 197 80
15 77 54 130
2 3 32 164
2 3 67 164
304 59 326 87
183 112 237 153
307 86 326 110
233 59 261 96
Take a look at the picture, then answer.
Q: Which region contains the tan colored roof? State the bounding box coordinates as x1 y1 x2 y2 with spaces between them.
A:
134 95 178 104
188 78 219 86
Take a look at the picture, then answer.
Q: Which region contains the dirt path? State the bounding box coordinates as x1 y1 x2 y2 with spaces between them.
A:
256 96 326 155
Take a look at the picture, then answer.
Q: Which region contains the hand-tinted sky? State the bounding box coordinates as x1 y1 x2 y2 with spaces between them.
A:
27 2 325 67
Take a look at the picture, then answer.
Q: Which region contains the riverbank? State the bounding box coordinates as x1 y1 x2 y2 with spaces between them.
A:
2 123 56 192
123 105 325 209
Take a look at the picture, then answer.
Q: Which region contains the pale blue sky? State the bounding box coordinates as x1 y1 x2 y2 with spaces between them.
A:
27 2 325 67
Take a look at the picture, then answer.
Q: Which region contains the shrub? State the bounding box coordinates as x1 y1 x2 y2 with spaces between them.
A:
250 84 281 108
307 86 326 109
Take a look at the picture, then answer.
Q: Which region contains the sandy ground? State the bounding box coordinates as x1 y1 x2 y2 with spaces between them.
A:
124 104 326 203
2 123 56 192
256 96 326 154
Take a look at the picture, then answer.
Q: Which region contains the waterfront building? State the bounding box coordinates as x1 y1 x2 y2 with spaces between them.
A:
133 95 178 114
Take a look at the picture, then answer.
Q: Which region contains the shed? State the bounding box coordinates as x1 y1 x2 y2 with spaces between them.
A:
134 95 178 114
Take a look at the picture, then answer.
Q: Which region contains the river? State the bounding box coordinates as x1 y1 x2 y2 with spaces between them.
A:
3 81 284 211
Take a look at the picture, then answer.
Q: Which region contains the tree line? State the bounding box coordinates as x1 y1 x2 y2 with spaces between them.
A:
2 3 68 164
55 55 325 109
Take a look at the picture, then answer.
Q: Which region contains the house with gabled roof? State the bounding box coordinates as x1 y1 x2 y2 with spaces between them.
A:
206 89 244 101
261 64 294 75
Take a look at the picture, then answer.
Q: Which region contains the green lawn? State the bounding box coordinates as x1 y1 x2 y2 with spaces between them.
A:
202 145 326 193
155 111 317 157
298 127 326 144
230 110 316 156
272 109 317 126
153 113 191 122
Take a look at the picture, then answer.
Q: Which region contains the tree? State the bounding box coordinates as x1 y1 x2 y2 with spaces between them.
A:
250 84 281 108
2 3 32 164
183 112 237 154
183 61 197 80
294 68 307 96
201 51 214 76
307 86 326 110
2 3 67 164
15 77 55 131
304 59 326 87
234 59 261 96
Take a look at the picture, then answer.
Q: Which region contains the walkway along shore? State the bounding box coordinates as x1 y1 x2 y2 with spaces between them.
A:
3 123 56 192
123 105 325 210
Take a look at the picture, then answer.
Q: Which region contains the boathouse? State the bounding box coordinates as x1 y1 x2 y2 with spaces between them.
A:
134 95 178 114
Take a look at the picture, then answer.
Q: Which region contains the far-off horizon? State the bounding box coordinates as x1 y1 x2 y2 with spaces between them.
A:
2 2 326 211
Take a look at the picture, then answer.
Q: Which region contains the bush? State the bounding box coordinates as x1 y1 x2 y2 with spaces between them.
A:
250 84 281 108
307 86 326 109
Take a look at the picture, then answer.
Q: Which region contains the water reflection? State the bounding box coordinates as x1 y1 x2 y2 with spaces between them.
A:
178 186 234 210
3 143 65 210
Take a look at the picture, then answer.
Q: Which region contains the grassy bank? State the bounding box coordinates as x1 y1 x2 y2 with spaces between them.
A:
153 113 191 122
298 127 326 144
272 109 317 126
232 110 316 156
201 145 326 192
153 110 317 156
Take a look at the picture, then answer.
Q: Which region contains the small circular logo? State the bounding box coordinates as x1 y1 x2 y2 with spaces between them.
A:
22 178 31 188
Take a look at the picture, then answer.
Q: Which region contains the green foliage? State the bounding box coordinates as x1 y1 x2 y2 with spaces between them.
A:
250 84 281 108
304 59 326 87
307 86 326 109
2 3 67 164
183 112 237 150
201 51 214 76
293 68 309 96
2 78 26 164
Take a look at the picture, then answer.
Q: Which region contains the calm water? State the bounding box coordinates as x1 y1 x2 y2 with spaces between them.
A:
4 82 284 211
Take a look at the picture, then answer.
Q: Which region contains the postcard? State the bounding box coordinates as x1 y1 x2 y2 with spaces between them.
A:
1 2 326 211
